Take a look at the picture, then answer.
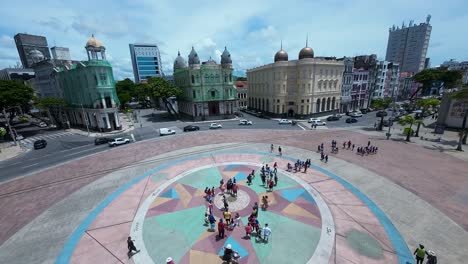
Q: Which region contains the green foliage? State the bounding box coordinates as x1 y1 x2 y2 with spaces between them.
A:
236 77 247 81
416 98 440 111
146 77 182 99
115 78 136 108
18 116 29 121
37 97 67 109
0 80 35 110
451 87 468 100
411 69 464 98
403 127 414 136
441 70 463 89
370 98 392 109
0 127 6 138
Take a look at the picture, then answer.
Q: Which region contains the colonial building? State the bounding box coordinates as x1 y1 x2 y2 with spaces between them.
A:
246 41 344 117
339 58 353 112
52 35 121 131
173 47 238 120
235 80 248 109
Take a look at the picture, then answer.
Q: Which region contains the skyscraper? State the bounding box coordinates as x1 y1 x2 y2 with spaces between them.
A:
129 44 162 83
385 15 432 73
14 33 51 68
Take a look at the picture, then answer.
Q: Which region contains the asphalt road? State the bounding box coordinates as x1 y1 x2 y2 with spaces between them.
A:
0 110 384 181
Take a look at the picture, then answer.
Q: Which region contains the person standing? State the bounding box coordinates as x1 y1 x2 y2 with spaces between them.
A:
278 146 282 156
414 244 426 264
274 173 278 186
166 257 175 264
268 179 274 192
224 210 232 225
218 219 226 239
209 214 216 231
325 155 328 163
270 144 274 153
234 212 241 227
352 144 355 151
262 223 272 243
127 236 139 257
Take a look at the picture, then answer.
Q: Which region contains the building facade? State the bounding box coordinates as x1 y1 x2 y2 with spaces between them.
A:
53 35 121 131
247 43 343 118
235 80 248 108
14 33 51 68
351 69 370 110
339 58 353 112
397 72 419 100
173 47 238 120
51 46 71 60
385 15 432 73
129 44 162 83
371 61 400 100
0 68 35 82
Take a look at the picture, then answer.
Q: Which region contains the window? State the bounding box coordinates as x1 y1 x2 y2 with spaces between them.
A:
193 90 196 98
191 75 195 84
318 81 322 89
301 99 304 103
211 91 216 98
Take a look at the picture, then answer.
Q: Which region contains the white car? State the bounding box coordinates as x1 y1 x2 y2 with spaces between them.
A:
308 118 321 123
38 122 47 127
350 112 363 117
239 119 253 125
209 123 222 129
108 138 130 147
278 119 292 124
159 128 176 136
310 120 326 126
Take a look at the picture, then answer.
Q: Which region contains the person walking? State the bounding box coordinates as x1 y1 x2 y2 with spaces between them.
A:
352 144 355 151
245 223 253 239
278 146 282 156
218 219 226 239
414 244 426 264
262 223 272 243
325 155 328 163
224 210 232 225
274 173 278 186
320 152 324 161
209 214 216 231
270 144 274 153
127 236 139 257
268 179 274 192
234 212 241 227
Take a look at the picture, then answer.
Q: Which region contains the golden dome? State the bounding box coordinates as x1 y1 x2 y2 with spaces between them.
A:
86 34 103 48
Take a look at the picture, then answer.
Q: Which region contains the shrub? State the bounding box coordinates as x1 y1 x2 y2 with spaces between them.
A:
19 116 29 121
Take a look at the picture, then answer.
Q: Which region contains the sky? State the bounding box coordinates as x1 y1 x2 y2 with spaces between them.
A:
0 0 467 80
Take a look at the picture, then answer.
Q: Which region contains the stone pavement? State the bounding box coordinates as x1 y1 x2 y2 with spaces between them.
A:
0 143 29 161
0 130 467 264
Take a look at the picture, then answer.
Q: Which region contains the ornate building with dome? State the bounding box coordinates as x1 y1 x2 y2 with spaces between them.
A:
246 40 344 118
173 46 238 120
51 35 121 131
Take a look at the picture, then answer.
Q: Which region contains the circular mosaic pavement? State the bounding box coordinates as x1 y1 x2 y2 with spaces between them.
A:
131 163 334 264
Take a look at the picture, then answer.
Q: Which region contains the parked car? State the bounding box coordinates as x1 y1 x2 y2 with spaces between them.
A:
209 123 222 129
38 122 47 128
94 137 112 145
33 139 47 150
183 125 199 132
239 119 253 125
108 138 130 147
159 128 176 136
359 108 368 114
327 115 340 121
346 117 358 123
376 110 388 117
308 118 321 123
310 119 326 126
350 112 363 117
278 119 292 124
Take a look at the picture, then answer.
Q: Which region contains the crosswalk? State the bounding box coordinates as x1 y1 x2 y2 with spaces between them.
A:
19 131 76 145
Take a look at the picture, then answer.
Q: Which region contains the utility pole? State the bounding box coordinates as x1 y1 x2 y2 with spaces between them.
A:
81 103 90 136
3 107 17 146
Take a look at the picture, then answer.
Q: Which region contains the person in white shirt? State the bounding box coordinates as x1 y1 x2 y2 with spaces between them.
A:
262 223 272 243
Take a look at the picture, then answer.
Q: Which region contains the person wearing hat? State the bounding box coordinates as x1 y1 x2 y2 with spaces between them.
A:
414 244 426 264
426 250 437 264
221 244 233 261
166 257 174 264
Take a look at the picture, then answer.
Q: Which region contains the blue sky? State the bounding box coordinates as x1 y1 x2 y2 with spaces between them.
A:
0 0 467 80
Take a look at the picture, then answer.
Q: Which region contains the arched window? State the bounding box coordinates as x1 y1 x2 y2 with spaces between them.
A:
316 98 321 113
327 97 331 110
191 75 195 84
229 74 232 82
321 98 326 111
332 97 336 110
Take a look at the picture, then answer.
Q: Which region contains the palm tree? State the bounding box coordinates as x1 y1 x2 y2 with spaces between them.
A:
371 98 392 130
398 115 423 142
452 88 468 151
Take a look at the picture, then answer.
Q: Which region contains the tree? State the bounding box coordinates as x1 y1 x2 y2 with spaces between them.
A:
416 98 440 116
398 115 423 142
0 127 6 138
0 80 35 121
452 87 468 151
146 77 182 117
36 97 67 126
371 98 392 130
441 70 463 91
411 69 444 99
115 78 135 109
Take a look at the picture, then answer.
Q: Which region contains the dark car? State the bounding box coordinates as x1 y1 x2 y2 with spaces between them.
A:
33 139 47 150
346 117 358 123
183 125 200 132
327 115 340 121
359 108 369 114
376 110 388 117
94 137 112 145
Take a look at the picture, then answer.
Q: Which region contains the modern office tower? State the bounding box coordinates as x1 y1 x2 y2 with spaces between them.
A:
51 46 71 60
14 33 51 68
385 15 432 73
129 44 162 83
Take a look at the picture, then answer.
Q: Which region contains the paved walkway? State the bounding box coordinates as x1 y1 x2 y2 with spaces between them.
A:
0 130 466 264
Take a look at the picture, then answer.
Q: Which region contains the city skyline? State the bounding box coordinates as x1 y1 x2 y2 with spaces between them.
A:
0 0 467 80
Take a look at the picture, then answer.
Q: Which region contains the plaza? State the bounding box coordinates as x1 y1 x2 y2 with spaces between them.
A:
0 129 467 264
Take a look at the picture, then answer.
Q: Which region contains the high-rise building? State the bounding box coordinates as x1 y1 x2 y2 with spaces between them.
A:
51 46 71 61
385 15 432 73
14 33 51 68
129 44 162 83
173 46 238 120
339 57 353 112
247 42 344 117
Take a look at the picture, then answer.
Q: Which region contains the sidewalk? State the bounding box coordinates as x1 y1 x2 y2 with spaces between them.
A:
67 113 135 137
0 143 29 162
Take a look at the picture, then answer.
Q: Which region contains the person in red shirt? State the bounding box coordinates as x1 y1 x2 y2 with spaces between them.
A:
232 183 238 197
245 222 253 239
268 179 274 192
218 219 226 239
